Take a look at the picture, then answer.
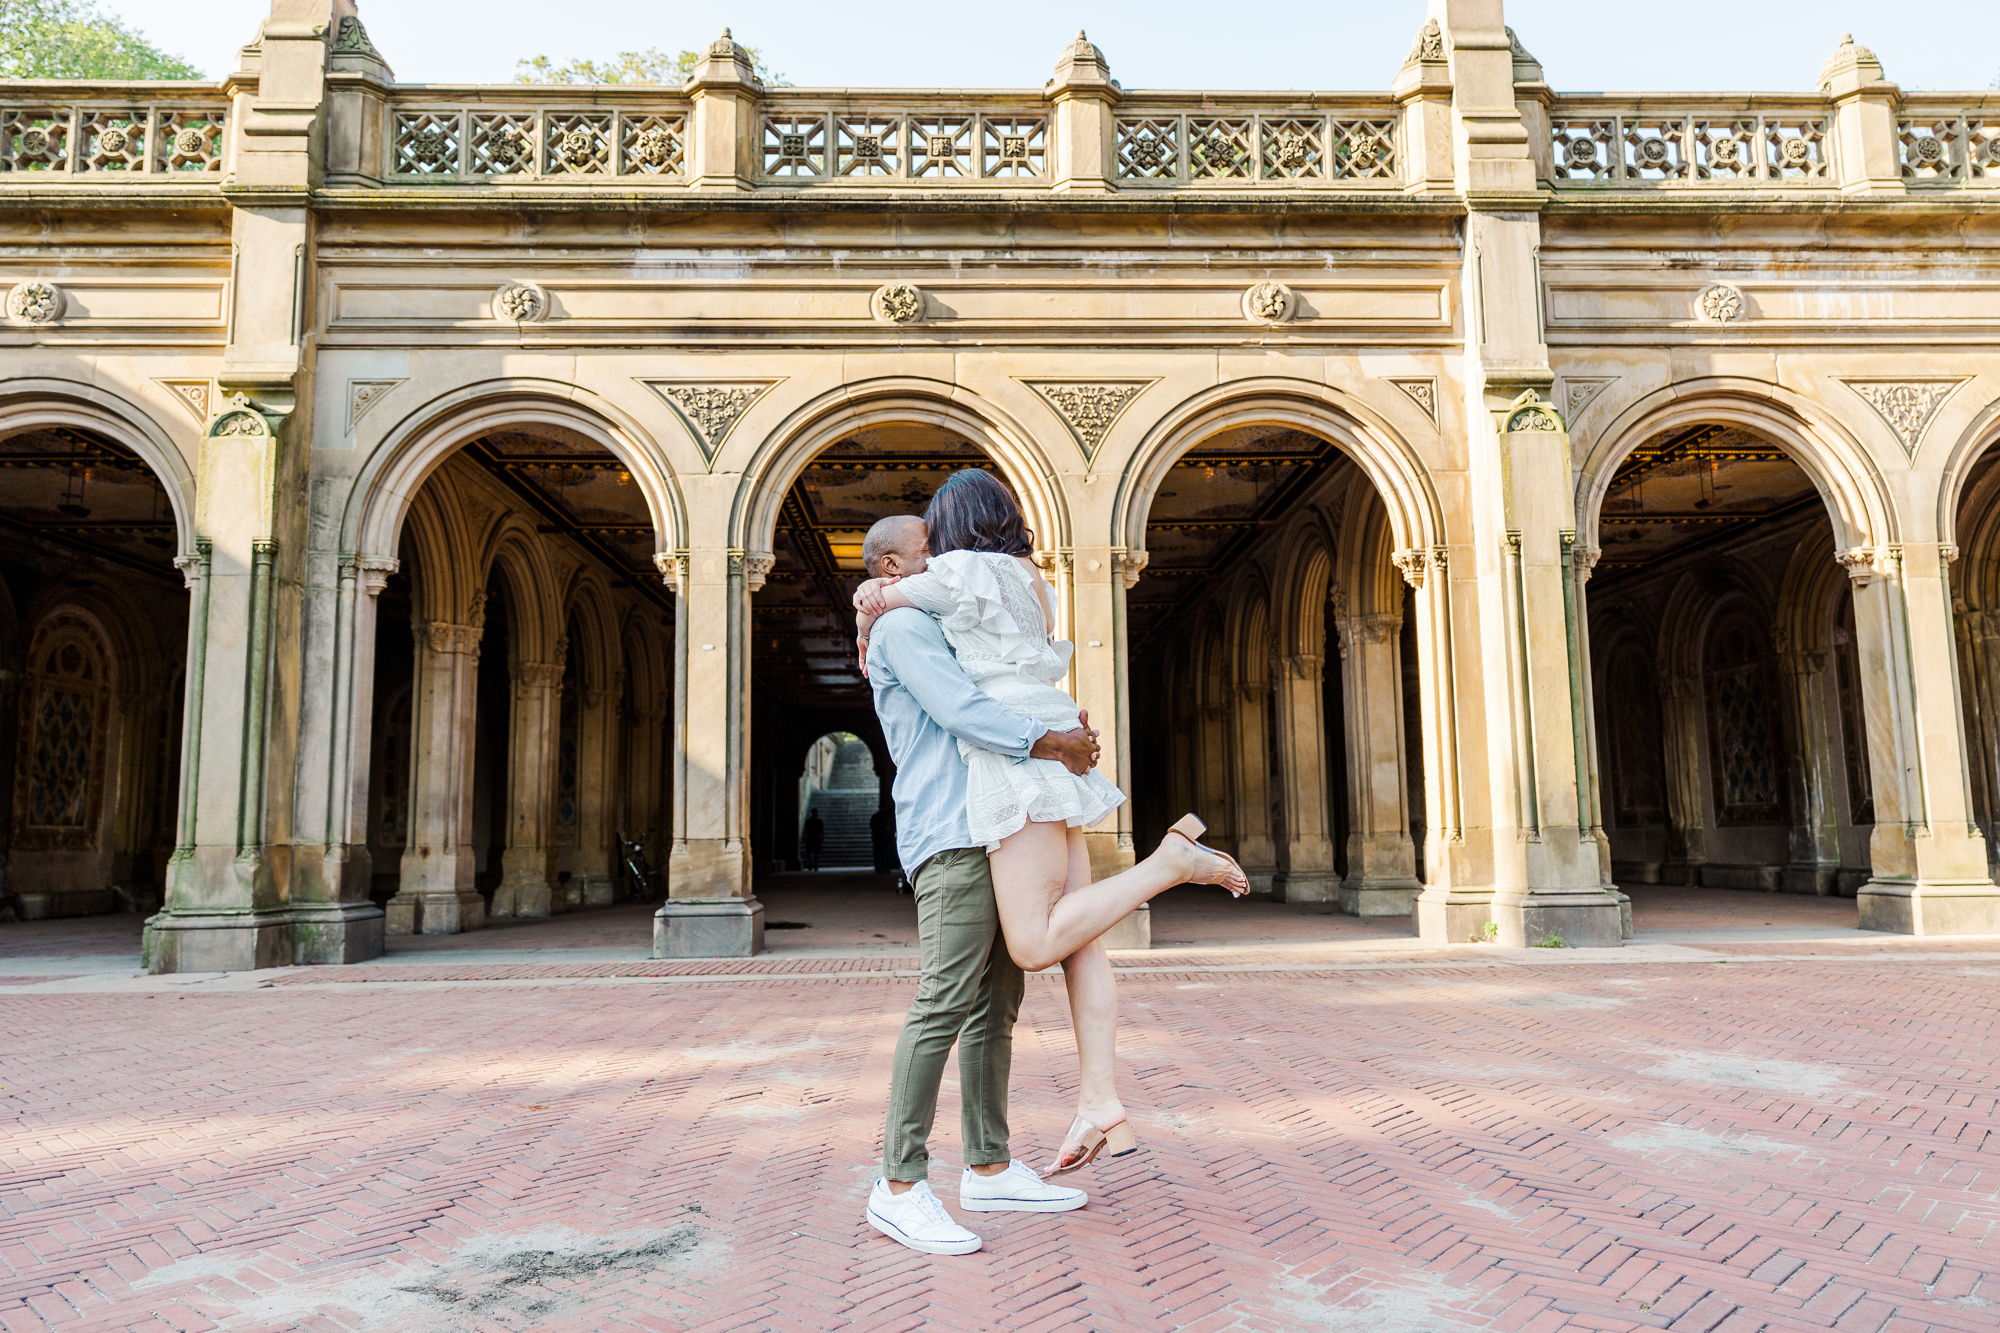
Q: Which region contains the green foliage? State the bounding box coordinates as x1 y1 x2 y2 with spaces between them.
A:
1467 921 1499 944
0 0 203 80
515 45 786 88
1532 931 1567 949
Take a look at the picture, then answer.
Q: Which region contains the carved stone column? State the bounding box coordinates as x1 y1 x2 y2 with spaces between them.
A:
1847 544 2000 933
1229 677 1278 895
1778 643 1841 894
494 655 562 919
1075 545 1145 947
1658 671 1709 885
108 686 161 914
387 615 487 935
1337 613 1422 916
1964 609 2000 874
1272 652 1338 901
656 545 766 957
573 683 619 906
1197 698 1232 853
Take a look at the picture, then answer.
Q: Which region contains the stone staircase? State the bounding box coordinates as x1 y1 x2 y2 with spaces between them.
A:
806 738 880 868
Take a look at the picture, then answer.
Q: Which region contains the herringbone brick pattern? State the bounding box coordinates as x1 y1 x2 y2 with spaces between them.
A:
3 955 1997 1331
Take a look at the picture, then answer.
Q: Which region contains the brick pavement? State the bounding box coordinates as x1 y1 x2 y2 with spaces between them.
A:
4 897 1999 1333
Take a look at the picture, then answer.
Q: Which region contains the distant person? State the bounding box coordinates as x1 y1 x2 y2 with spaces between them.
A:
801 808 825 872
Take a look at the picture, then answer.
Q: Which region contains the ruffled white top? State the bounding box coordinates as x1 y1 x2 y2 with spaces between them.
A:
894 549 1126 850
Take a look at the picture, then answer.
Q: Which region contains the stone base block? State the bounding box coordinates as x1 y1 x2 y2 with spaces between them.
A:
1100 904 1150 951
1701 862 1783 891
1858 882 2000 935
1611 860 1662 885
291 903 386 964
655 896 764 958
1271 870 1340 903
582 876 616 908
1660 860 1703 887
1618 891 1634 940
385 891 484 936
143 909 294 974
1508 894 1624 949
1339 879 1421 917
1782 863 1840 896
1413 892 1489 944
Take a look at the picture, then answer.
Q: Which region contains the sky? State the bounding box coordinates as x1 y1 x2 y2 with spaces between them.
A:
106 0 1998 92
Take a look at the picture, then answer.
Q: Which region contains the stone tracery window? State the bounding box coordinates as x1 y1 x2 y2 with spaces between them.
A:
1703 611 1783 826
11 611 113 850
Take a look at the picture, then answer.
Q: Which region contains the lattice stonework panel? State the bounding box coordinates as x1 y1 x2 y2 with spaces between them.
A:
1692 119 1756 180
1764 119 1827 179
76 109 146 172
910 116 973 176
155 109 225 172
763 116 827 176
394 110 462 175
1260 117 1324 180
620 114 685 176
1188 118 1252 179
1622 119 1688 180
1966 120 1999 178
981 116 1046 178
1899 118 1968 180
545 112 612 175
468 113 534 176
1 109 70 171
1116 118 1178 180
835 116 902 176
1551 120 1616 180
1327 118 1395 179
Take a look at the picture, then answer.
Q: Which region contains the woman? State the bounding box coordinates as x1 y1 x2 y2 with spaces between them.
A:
854 469 1249 1173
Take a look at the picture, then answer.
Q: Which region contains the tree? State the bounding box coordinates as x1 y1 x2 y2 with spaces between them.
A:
515 44 786 87
0 0 202 80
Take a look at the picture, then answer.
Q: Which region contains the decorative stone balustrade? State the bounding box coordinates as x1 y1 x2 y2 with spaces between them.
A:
1895 103 1999 183
1545 100 1832 187
389 101 689 179
0 97 225 175
1112 103 1399 186
753 98 1049 181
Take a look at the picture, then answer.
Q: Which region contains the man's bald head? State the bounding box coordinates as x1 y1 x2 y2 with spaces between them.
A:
863 514 928 579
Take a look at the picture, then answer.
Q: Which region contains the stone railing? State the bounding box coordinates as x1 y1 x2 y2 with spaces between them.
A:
387 92 690 179
1895 101 1999 184
1544 97 1832 187
0 88 226 177
752 95 1051 182
1110 99 1400 187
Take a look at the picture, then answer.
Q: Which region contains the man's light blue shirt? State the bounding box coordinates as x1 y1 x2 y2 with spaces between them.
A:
867 608 1048 873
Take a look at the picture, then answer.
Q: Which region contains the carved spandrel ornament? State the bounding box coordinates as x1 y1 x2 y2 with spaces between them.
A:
1561 377 1616 419
7 281 61 324
348 379 404 430
1387 378 1438 426
642 379 781 464
1022 380 1154 464
872 283 925 324
1840 379 1967 458
495 281 549 323
1242 281 1296 324
1695 283 1746 323
155 379 210 423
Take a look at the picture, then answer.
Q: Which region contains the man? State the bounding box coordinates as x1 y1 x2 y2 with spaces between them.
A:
801 808 825 871
860 514 1098 1256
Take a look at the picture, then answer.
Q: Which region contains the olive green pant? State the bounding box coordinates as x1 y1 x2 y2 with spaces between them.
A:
882 847 1024 1182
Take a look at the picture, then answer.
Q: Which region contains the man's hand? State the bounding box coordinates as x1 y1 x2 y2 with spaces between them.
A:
1031 721 1100 776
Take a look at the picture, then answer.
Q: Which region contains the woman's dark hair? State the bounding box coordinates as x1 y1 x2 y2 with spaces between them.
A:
923 468 1033 556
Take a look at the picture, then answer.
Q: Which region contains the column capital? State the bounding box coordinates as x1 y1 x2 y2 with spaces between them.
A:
1114 549 1149 590
341 552 399 596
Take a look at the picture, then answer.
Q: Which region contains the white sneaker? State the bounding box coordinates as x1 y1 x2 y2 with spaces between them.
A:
958 1160 1088 1213
865 1179 982 1255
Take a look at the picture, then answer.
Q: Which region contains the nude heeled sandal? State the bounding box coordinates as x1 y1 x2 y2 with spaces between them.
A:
1166 814 1250 897
1046 1115 1140 1176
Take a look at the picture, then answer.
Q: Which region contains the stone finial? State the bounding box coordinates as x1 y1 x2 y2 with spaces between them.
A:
1403 19 1445 66
1819 33 1887 93
1505 25 1543 83
1050 28 1114 93
686 27 760 92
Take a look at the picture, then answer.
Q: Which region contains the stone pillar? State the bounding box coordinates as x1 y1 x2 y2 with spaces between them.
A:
1657 672 1709 885
1847 545 2000 933
1778 643 1842 894
574 683 618 906
387 614 486 934
1959 609 2000 871
0 665 20 917
655 545 765 957
1821 36 1904 197
1338 613 1422 916
1392 18 1456 194
1047 32 1116 195
682 30 760 191
1076 546 1146 948
494 654 561 919
1230 677 1278 895
1272 652 1339 902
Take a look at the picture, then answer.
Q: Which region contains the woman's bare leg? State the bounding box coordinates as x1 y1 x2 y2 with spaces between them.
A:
988 818 1241 973
1056 829 1122 1134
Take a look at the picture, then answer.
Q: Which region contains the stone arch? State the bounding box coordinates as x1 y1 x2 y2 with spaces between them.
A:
561 571 623 696
484 519 565 670
1931 389 2000 548
1575 380 1895 552
1335 484 1403 621
343 381 685 567
1114 379 1443 564
733 378 1070 557
0 378 197 559
1228 565 1275 691
1270 513 1335 663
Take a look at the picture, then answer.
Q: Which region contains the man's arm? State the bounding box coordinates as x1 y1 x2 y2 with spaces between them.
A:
872 610 1045 757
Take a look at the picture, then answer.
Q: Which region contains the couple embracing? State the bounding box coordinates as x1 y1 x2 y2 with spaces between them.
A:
857 468 1248 1256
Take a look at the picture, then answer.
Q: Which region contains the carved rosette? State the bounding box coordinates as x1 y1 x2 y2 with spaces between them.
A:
1841 380 1965 457
1695 283 1745 323
1242 281 1297 324
1023 380 1152 463
495 281 549 323
7 280 61 324
871 282 925 324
